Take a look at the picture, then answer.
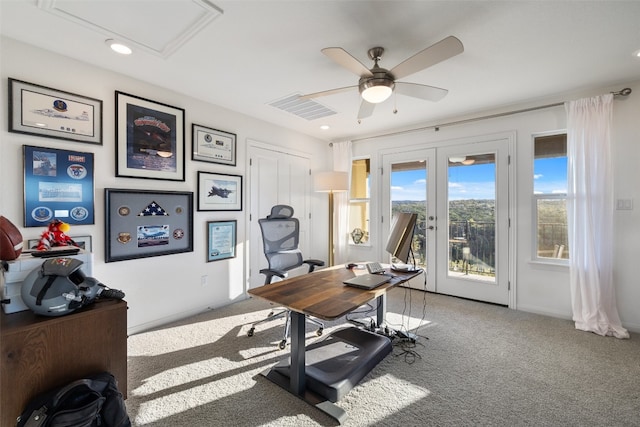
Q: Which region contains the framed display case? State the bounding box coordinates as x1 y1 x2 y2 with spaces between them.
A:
105 188 193 262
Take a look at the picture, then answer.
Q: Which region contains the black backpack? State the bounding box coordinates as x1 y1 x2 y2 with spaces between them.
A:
16 372 131 427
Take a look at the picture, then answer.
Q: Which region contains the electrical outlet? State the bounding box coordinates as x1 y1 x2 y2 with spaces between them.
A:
201 275 208 286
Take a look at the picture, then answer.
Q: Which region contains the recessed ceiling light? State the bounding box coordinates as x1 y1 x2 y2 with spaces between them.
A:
320 125 330 130
106 39 132 55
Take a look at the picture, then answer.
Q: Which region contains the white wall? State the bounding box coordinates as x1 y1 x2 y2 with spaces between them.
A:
0 37 330 334
349 80 640 333
3 36 639 335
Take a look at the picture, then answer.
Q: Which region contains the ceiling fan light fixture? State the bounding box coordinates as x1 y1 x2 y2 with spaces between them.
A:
359 78 394 104
361 85 392 103
449 156 466 163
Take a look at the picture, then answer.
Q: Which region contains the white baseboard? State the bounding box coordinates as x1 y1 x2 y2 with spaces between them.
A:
127 306 211 336
515 304 572 321
517 304 640 334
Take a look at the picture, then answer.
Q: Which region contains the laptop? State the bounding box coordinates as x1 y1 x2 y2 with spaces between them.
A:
343 273 391 290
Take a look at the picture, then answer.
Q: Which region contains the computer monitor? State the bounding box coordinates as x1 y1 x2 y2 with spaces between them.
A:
385 212 418 272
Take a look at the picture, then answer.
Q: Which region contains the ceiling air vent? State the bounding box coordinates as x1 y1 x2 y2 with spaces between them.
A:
269 95 337 121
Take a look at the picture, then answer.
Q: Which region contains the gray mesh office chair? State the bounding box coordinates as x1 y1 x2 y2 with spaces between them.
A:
247 205 325 349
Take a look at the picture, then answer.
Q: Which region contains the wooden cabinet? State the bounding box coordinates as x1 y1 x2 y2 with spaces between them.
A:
0 299 127 427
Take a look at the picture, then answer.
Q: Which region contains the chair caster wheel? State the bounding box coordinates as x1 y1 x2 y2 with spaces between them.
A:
316 328 323 336
279 340 287 350
267 311 274 317
247 327 255 337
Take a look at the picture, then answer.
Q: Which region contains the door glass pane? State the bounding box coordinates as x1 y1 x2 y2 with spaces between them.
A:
390 161 426 268
448 154 496 282
349 159 370 244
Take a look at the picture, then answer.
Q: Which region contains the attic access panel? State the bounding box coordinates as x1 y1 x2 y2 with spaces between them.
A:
38 0 223 58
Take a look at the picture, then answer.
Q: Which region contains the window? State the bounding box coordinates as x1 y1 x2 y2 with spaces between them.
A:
533 133 568 260
349 158 370 245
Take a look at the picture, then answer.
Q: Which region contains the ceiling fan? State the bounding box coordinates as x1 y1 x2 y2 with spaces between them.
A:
301 36 464 120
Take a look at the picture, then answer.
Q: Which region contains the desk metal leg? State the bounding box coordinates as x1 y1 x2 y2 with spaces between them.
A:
376 294 386 327
290 311 306 395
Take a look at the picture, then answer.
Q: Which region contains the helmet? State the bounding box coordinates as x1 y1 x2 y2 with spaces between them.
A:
21 258 101 316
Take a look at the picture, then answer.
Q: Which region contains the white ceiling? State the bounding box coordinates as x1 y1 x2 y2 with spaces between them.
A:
2 0 639 143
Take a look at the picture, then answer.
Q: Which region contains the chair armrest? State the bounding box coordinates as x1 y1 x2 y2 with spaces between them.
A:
260 268 287 285
303 259 325 273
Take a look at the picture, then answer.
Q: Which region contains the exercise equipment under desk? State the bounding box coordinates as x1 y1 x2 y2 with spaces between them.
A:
248 265 422 424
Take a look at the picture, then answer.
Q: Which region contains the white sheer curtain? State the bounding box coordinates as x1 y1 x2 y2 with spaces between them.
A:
331 141 352 265
566 94 628 339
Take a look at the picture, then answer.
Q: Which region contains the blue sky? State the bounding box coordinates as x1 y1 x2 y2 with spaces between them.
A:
391 156 567 201
534 157 568 194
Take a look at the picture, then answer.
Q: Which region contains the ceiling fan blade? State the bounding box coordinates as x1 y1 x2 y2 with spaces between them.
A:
357 100 375 120
395 82 448 102
322 47 374 77
390 36 464 80
299 85 358 99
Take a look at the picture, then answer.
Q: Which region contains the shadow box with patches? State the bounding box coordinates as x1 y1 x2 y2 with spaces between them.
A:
105 188 193 262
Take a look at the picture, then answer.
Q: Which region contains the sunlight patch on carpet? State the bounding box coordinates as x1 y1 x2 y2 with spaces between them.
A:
132 357 241 396
342 373 432 419
128 309 276 356
383 311 432 332
132 360 268 424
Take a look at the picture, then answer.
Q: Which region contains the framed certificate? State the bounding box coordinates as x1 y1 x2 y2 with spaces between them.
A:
207 220 237 262
192 124 237 166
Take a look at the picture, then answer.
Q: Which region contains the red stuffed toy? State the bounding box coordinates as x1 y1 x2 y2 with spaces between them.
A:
37 220 78 251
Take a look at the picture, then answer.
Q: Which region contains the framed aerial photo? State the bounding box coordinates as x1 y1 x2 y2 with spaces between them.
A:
115 91 185 181
105 188 193 262
207 220 237 262
9 78 103 144
197 171 242 211
23 145 95 227
192 124 237 166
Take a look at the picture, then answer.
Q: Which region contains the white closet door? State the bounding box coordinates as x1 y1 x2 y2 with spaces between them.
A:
248 143 310 289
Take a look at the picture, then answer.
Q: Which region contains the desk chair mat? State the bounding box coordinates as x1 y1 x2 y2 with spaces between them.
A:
273 327 392 402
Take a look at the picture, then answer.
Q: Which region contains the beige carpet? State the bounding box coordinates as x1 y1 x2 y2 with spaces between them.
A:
125 288 640 426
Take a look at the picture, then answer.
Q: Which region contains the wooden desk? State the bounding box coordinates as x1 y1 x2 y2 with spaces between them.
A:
0 299 127 427
248 265 422 423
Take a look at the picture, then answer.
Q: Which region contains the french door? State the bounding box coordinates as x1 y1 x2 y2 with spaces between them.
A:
381 148 437 292
382 136 512 305
248 142 311 289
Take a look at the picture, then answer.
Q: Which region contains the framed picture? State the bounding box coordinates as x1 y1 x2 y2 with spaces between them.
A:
197 171 242 211
192 124 237 166
23 145 95 227
105 188 193 263
207 220 237 262
115 91 185 181
8 78 103 145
